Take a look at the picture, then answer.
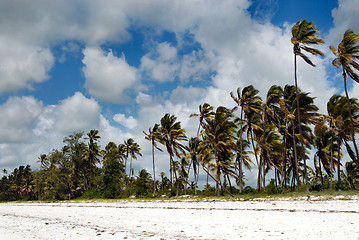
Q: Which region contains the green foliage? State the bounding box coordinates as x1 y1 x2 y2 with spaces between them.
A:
265 179 284 195
135 169 152 197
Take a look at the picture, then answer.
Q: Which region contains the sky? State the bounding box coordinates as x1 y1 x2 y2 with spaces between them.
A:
0 0 358 187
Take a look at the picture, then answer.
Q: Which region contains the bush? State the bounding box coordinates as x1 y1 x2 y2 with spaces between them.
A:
241 186 257 194
265 179 283 194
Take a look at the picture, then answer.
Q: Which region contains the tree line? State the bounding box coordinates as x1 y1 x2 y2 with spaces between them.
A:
0 20 359 201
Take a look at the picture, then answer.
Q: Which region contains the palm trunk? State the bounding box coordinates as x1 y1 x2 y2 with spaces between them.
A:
330 127 334 189
319 156 324 188
337 138 341 190
249 128 260 191
343 71 359 165
200 161 234 197
238 109 244 192
152 141 156 194
292 125 299 192
294 53 309 192
281 133 288 189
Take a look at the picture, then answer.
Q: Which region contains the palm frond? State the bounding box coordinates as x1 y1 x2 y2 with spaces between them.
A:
297 51 315 66
300 46 324 56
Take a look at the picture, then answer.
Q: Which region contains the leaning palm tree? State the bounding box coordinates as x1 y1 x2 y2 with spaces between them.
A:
199 106 238 196
239 85 262 190
143 124 162 193
330 29 359 165
313 118 334 188
291 19 325 192
158 113 187 196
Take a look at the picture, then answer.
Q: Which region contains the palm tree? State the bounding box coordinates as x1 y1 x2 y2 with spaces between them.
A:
129 141 142 179
199 106 237 195
158 113 187 196
87 129 101 145
185 137 200 195
123 138 142 178
327 94 359 189
143 124 162 193
291 19 325 192
37 154 48 170
313 118 334 188
238 85 262 190
160 172 166 191
254 122 284 190
343 161 359 190
330 29 359 164
189 103 214 190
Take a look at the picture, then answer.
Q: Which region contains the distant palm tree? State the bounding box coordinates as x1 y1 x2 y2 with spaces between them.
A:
143 124 162 193
291 19 324 192
37 154 48 170
330 29 359 165
129 141 142 178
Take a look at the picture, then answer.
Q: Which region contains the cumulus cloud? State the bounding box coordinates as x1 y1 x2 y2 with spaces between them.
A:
82 46 141 103
0 36 54 93
328 0 359 46
0 0 131 45
55 92 101 133
140 42 179 82
113 113 138 129
0 96 42 143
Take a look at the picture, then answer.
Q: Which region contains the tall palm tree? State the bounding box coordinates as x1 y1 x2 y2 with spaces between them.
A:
185 137 200 195
158 113 187 196
199 106 238 195
313 118 334 187
254 122 284 190
291 19 325 192
239 85 262 190
327 94 359 189
143 124 162 193
330 29 359 165
189 103 214 190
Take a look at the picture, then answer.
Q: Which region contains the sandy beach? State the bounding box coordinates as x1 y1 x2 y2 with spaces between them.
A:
1 197 359 239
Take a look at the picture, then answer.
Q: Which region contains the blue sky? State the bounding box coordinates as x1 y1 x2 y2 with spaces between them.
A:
0 0 358 186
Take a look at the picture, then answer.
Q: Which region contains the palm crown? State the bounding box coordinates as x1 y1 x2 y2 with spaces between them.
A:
330 29 359 83
291 19 325 66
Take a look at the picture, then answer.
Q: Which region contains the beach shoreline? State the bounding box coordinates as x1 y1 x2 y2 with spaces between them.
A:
1 197 359 239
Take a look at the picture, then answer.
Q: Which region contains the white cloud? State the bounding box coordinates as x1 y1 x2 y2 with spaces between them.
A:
82 46 140 103
0 36 54 93
55 92 101 133
140 42 180 82
0 96 42 143
0 0 131 45
113 113 138 129
328 0 359 46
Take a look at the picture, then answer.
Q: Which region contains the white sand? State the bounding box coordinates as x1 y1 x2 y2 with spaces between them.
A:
0 197 359 239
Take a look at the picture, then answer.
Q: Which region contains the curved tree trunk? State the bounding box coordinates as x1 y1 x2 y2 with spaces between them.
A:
152 140 156 194
294 53 309 192
343 71 359 165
